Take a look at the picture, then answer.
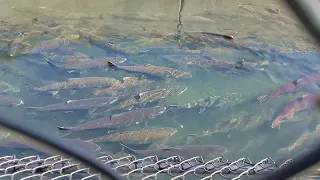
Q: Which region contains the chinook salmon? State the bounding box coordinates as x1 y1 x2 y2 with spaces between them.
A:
22 35 79 55
8 32 28 57
0 95 24 107
120 143 227 158
271 94 319 129
56 106 166 133
46 57 127 72
25 97 118 112
164 55 247 71
0 138 100 152
107 61 192 79
93 76 153 96
27 77 121 93
139 47 201 55
87 127 177 145
258 73 320 102
79 30 135 54
108 86 187 111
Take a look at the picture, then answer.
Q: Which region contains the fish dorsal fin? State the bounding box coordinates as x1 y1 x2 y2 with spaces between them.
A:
65 100 73 105
145 64 153 67
163 147 181 151
109 114 112 120
202 56 211 60
163 148 173 151
134 94 141 100
297 97 304 102
223 34 234 39
292 79 299 86
107 61 116 67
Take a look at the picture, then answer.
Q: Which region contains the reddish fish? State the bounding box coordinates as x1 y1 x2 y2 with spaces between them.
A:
258 73 320 102
271 94 319 129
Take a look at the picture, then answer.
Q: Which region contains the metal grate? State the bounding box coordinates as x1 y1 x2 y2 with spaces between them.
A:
0 155 293 180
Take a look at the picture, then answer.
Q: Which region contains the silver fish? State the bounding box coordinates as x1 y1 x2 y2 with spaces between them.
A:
107 61 192 79
26 97 118 112
28 77 121 92
56 106 167 132
0 95 24 107
87 127 177 145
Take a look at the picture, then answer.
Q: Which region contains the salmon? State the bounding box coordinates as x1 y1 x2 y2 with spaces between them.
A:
87 127 177 145
258 73 320 102
271 94 319 129
107 61 192 79
56 106 166 132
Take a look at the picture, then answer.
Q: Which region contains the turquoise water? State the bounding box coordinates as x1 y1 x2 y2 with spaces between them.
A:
0 2 319 178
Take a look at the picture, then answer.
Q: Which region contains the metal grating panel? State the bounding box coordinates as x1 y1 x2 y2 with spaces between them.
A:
0 155 293 180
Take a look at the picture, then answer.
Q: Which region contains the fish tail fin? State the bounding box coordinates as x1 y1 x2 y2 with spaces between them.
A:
46 59 61 70
22 82 38 92
119 143 136 154
257 95 268 102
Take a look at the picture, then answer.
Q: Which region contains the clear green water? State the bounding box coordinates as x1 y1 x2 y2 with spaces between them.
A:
0 0 319 178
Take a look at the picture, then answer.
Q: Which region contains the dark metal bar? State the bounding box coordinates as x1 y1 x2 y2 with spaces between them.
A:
0 115 122 180
284 0 320 46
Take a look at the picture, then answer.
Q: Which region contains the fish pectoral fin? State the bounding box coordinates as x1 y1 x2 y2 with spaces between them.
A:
49 91 59 96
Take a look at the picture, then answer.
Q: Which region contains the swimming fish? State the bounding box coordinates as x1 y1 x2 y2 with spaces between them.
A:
46 57 127 71
27 77 121 93
258 73 320 102
25 97 118 112
79 30 135 54
87 127 177 145
271 94 319 129
56 106 166 132
107 61 192 79
0 95 24 107
93 76 153 96
22 35 79 55
108 86 187 111
8 32 28 57
164 55 247 71
120 143 227 158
